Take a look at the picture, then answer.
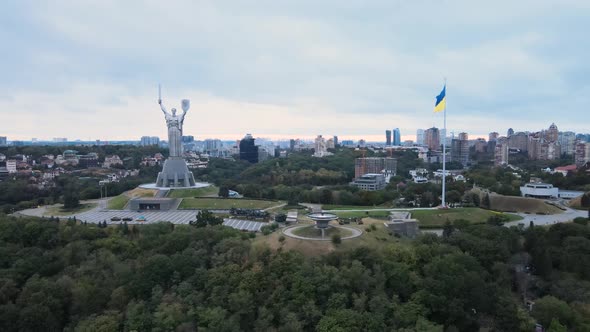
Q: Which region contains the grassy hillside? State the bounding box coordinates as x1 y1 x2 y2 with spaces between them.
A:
167 186 219 198
179 198 280 210
107 195 130 210
490 195 563 214
412 208 522 228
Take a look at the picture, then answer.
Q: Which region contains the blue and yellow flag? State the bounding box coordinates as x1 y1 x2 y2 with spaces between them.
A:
434 85 446 113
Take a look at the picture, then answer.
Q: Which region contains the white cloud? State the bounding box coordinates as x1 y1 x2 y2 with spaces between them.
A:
1 0 589 141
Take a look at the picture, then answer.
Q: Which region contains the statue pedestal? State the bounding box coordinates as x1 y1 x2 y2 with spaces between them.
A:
156 157 196 187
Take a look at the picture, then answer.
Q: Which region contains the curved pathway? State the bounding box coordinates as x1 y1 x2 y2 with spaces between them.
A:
282 225 363 241
505 206 587 227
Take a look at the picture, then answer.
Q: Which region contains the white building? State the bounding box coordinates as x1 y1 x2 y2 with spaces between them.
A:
558 131 576 155
313 135 333 157
6 160 17 173
103 155 123 168
416 129 425 145
520 183 559 198
350 173 386 191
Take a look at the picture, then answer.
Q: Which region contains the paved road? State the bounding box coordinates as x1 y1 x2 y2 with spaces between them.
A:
17 197 586 228
263 203 287 212
323 207 438 213
74 209 198 225
283 225 363 241
505 207 587 227
16 198 109 218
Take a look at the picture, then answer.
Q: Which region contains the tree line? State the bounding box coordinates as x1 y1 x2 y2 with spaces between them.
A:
0 214 589 331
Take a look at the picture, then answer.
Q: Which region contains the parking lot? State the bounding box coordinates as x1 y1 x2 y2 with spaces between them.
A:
72 209 198 225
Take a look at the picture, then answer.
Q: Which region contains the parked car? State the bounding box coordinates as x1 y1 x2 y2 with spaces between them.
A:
110 217 121 221
122 217 133 222
136 216 147 222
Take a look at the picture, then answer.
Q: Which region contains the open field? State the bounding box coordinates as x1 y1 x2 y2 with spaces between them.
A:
322 204 393 210
126 188 157 198
178 198 280 210
411 208 522 228
252 221 403 256
292 225 353 239
490 195 563 214
332 210 391 218
45 203 97 216
167 186 219 198
108 195 130 210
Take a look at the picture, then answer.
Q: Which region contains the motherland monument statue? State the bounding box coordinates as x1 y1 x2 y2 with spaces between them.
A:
155 85 197 187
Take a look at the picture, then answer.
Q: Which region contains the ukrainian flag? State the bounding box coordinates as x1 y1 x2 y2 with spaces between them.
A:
434 85 446 113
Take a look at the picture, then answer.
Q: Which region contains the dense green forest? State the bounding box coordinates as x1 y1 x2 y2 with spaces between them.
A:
195 149 438 207
1 214 589 331
0 168 161 214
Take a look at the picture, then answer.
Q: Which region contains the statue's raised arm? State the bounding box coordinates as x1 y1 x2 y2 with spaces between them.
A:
158 99 169 115
158 84 169 115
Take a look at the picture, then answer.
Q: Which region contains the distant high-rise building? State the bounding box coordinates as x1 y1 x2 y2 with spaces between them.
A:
474 138 487 153
239 134 259 163
416 129 425 145
494 143 509 166
289 139 296 150
528 133 560 161
424 127 440 151
575 142 590 166
392 128 401 146
488 132 499 142
508 132 528 152
385 130 392 146
558 131 576 155
0 136 6 146
313 135 333 157
326 138 335 149
204 139 222 152
354 157 397 179
545 123 559 143
140 136 160 146
333 136 339 147
182 135 194 143
451 132 469 166
341 140 354 147
507 128 514 136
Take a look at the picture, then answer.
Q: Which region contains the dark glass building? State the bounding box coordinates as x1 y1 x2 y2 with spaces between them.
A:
239 134 259 163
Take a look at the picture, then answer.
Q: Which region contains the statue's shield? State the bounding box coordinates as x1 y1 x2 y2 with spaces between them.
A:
181 99 190 112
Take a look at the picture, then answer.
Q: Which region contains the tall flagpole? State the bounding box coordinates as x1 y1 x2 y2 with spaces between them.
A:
442 78 447 208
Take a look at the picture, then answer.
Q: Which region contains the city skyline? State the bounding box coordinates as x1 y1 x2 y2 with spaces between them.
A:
2 121 589 145
2 1 589 140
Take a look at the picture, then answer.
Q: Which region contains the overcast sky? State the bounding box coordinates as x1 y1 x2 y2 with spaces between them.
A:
1 0 589 142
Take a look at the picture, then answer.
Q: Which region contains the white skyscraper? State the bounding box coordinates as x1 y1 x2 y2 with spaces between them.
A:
558 131 576 155
416 129 425 145
313 135 333 157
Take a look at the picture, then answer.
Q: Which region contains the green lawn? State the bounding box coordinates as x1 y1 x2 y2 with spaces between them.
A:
108 195 130 210
411 208 522 228
332 210 391 218
167 186 219 198
292 225 353 239
179 198 280 210
323 204 392 210
338 224 405 251
45 203 97 216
